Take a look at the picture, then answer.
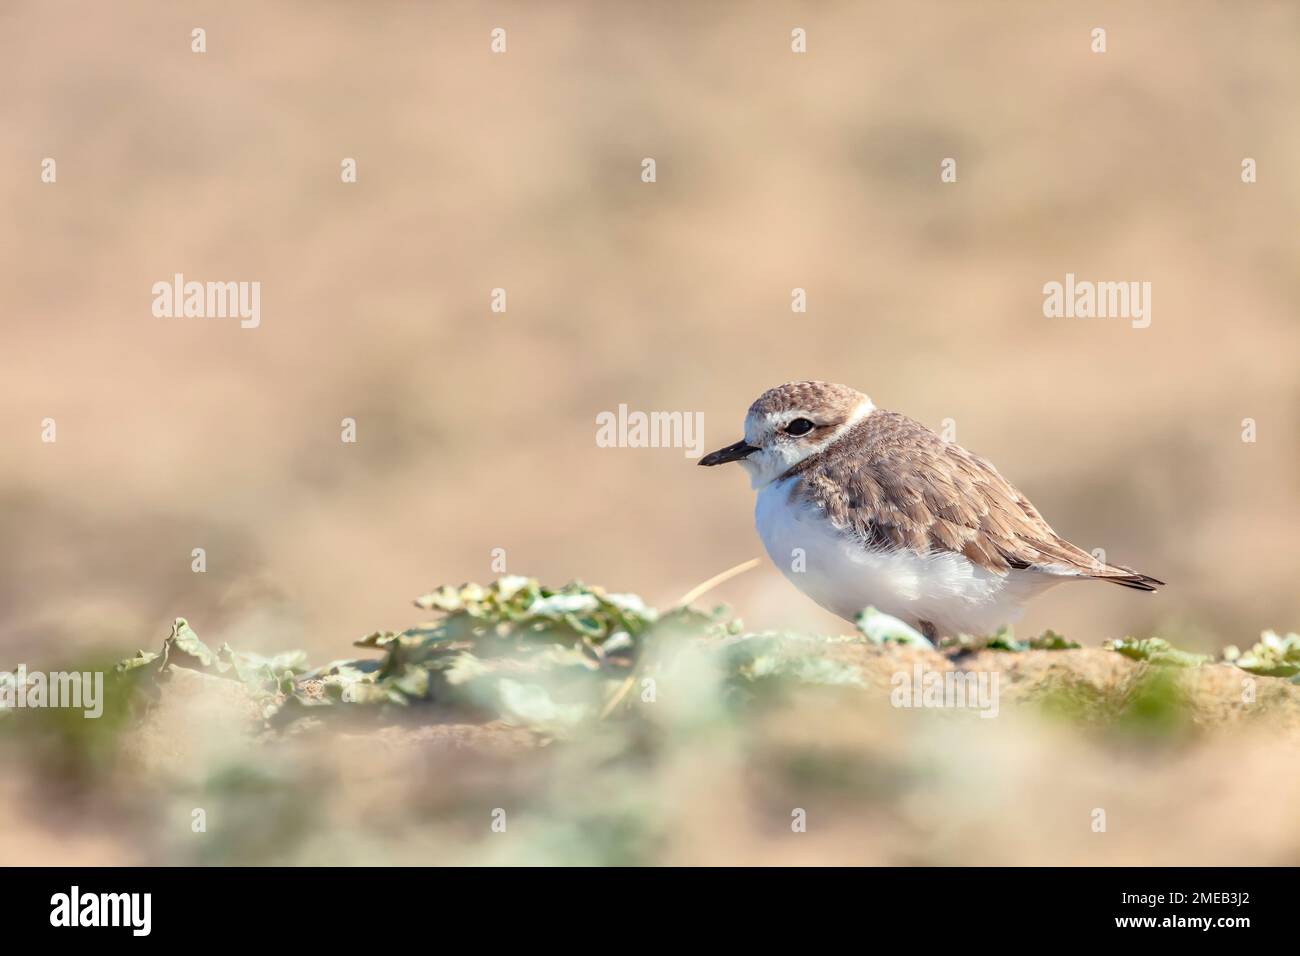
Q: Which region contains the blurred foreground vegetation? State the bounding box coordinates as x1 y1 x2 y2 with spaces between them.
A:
3 577 1299 866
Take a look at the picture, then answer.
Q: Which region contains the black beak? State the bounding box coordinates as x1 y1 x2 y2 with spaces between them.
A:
699 439 758 467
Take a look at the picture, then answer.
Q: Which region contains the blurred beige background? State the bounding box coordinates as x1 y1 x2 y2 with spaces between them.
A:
2 1 1297 665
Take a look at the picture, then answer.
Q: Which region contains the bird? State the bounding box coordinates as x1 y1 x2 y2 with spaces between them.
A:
699 381 1162 640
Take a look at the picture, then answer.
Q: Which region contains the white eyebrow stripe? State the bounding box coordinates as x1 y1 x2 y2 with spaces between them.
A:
832 396 875 435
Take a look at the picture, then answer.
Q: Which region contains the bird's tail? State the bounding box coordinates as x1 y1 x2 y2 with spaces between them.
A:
1093 565 1164 592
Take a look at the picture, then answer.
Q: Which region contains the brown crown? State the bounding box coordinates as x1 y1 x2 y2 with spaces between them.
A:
747 381 866 421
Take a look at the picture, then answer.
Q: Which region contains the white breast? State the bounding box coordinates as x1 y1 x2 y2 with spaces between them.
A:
754 477 1064 636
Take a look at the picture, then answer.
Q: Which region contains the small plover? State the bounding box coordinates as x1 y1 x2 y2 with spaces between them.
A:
700 381 1161 639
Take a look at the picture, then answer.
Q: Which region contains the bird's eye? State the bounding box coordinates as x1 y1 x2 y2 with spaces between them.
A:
784 418 815 436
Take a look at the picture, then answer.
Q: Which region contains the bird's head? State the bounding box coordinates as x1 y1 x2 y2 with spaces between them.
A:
699 380 873 488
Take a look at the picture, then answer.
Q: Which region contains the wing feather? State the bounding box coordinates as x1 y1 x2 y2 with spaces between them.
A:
787 410 1162 589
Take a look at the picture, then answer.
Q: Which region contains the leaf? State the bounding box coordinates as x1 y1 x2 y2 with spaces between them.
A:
1104 637 1210 668
164 617 217 669
413 585 464 612
495 679 592 729
962 628 1078 653
855 608 934 648
1225 630 1300 677
984 628 1027 652
115 650 160 674
1028 630 1081 651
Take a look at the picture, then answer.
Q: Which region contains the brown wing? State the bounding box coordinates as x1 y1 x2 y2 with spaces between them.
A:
789 411 1162 589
